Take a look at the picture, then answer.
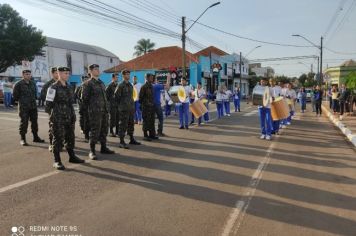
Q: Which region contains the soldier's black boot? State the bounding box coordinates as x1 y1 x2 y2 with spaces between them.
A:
84 132 89 143
53 151 65 170
119 137 129 149
68 149 85 163
89 143 97 160
143 131 152 141
149 131 159 140
100 143 115 154
48 137 53 152
33 133 45 143
109 127 116 137
115 125 120 137
20 134 28 146
129 135 141 145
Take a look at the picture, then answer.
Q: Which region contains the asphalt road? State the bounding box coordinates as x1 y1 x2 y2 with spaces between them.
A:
0 102 355 236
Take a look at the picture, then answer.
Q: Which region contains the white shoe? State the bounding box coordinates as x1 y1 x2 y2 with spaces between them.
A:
282 125 287 129
286 122 291 125
339 115 343 121
265 135 271 140
260 135 266 140
227 114 231 117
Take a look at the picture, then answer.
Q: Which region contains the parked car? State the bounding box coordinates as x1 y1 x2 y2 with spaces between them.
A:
305 88 312 102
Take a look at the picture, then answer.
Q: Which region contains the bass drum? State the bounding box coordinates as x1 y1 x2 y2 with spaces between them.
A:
168 86 186 103
252 85 271 106
271 97 289 120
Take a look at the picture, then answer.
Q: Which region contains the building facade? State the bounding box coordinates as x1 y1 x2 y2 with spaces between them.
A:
324 60 356 86
0 37 120 86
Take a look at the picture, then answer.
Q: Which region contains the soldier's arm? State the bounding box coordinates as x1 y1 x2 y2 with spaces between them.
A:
41 82 49 101
81 83 90 109
12 83 20 101
105 84 113 101
44 86 55 114
114 84 121 104
139 85 145 104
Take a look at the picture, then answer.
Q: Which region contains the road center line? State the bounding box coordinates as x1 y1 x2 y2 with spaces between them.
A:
221 140 277 236
0 160 93 194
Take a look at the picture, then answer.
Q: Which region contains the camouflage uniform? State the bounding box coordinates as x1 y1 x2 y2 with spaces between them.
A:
139 81 156 136
13 79 39 137
42 78 57 147
81 78 109 145
45 81 76 153
75 84 90 138
106 81 119 134
115 81 135 139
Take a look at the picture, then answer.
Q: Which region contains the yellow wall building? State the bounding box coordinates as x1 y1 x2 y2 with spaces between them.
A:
324 60 356 86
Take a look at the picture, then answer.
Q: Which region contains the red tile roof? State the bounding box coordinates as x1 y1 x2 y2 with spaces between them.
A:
194 46 228 57
105 46 198 73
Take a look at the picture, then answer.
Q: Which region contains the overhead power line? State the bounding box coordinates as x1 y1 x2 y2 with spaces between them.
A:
193 21 313 48
249 55 318 63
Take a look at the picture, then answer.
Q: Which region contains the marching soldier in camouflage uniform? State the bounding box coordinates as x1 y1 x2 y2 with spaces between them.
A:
42 67 59 151
81 64 115 159
75 74 90 142
139 73 158 141
115 69 141 149
45 67 84 170
13 69 45 146
106 73 119 137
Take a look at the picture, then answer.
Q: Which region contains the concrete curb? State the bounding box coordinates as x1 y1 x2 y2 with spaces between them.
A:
322 104 356 147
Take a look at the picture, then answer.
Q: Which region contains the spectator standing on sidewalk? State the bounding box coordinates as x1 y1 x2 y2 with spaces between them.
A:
331 85 340 114
314 85 323 117
310 85 316 112
3 78 13 108
327 87 332 109
298 87 307 113
339 83 350 120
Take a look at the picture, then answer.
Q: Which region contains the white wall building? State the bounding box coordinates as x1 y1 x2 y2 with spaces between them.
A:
0 37 120 82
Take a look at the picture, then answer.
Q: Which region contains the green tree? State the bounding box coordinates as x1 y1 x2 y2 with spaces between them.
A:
133 38 155 57
275 75 291 84
298 73 307 86
345 71 356 94
0 4 46 73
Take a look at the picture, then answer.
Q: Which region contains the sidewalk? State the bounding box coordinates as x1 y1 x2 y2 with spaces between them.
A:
321 101 356 147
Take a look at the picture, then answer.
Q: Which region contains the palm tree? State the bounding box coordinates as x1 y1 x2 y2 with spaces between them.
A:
133 39 155 57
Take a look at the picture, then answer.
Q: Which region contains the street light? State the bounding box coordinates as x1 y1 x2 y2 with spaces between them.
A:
292 34 323 85
245 45 262 58
238 45 262 93
181 2 220 80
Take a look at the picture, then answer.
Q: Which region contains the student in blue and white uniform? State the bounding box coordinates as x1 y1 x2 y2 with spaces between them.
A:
257 78 272 140
191 82 209 125
223 86 232 116
179 77 192 129
164 90 172 117
269 78 282 135
215 86 224 119
133 76 142 125
233 85 241 112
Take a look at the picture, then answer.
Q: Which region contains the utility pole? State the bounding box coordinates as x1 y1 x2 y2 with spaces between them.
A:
319 36 323 86
239 52 242 90
317 56 319 81
181 16 186 81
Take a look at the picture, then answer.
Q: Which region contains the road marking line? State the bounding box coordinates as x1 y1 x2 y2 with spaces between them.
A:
221 141 276 236
243 110 258 116
0 160 93 194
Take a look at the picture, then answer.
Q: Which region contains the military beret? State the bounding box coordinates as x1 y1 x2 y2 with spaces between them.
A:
22 69 31 74
57 66 70 72
88 64 99 70
51 67 58 73
122 69 130 75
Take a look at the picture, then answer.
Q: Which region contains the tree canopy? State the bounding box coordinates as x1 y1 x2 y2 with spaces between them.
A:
0 4 46 73
133 38 155 57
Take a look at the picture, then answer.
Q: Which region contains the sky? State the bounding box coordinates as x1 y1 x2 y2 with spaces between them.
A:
2 0 356 77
